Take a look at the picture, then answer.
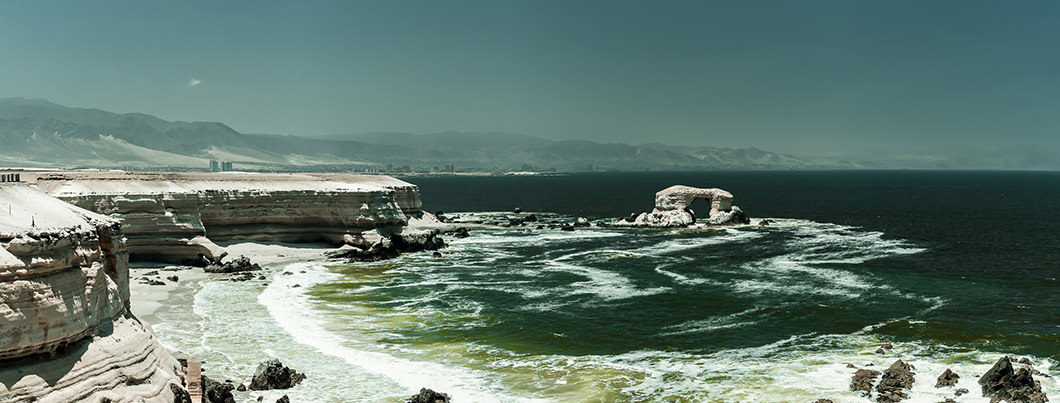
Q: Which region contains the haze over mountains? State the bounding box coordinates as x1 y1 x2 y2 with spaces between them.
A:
0 98 1057 172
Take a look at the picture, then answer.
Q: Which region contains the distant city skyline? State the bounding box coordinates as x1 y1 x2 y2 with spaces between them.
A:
2 1 1060 155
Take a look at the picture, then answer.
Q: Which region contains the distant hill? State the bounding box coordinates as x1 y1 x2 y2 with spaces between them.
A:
3 98 1054 171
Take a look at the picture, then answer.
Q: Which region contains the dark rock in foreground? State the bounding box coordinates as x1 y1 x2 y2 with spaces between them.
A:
979 356 1047 403
248 359 306 390
813 400 834 403
202 375 236 403
876 360 915 403
276 396 290 403
407 388 450 403
171 383 192 403
936 368 959 388
851 368 881 394
204 255 262 273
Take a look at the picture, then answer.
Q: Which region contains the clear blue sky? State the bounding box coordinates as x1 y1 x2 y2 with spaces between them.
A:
2 1 1059 154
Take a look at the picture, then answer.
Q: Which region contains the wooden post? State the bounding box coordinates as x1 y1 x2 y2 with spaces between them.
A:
187 357 203 403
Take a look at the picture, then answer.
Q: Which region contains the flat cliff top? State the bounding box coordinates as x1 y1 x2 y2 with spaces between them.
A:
0 184 111 234
27 171 416 195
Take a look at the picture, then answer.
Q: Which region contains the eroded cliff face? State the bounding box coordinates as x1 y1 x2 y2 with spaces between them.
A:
0 184 183 403
34 172 423 265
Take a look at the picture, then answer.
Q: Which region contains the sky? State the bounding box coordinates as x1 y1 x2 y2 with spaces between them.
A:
2 1 1059 155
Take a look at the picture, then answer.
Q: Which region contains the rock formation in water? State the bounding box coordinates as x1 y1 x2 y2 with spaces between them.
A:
979 356 1048 403
32 172 424 264
248 359 306 390
0 184 184 402
613 185 750 227
876 359 915 403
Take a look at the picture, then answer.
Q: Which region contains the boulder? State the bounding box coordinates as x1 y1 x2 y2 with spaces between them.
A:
327 229 447 261
202 375 236 403
171 383 192 403
876 360 915 403
573 217 590 227
979 356 1047 403
248 359 307 390
204 255 262 273
407 388 450 403
851 368 881 393
936 368 959 388
276 396 290 403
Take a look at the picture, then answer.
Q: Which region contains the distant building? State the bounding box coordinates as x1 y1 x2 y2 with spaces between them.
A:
209 160 220 172
221 161 233 171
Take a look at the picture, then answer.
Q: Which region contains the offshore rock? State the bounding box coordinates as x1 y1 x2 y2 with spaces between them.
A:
852 369 881 394
876 360 915 403
936 368 960 388
248 359 306 390
613 185 750 228
407 388 451 403
979 356 1048 403
204 255 262 273
276 396 290 403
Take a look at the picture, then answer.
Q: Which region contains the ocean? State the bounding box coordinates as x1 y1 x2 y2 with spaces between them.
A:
146 171 1060 402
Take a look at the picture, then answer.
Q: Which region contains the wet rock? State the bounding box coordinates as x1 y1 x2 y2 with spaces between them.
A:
237 383 246 392
979 356 1047 403
955 388 969 396
758 219 771 226
432 252 443 258
876 360 915 403
327 230 447 262
514 207 522 213
248 359 306 390
145 279 166 286
813 400 834 403
407 388 450 403
258 276 266 280
573 217 590 227
446 228 470 238
523 213 538 222
144 270 159 276
851 368 881 393
936 399 957 403
204 255 262 274
936 368 959 388
275 396 289 403
167 275 179 282
880 343 893 350
1020 357 1035 366
508 217 525 226
202 375 236 403
847 364 858 369
171 383 192 403
876 348 888 354
560 224 575 231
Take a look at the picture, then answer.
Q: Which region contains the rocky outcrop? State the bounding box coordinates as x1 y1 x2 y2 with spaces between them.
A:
327 229 446 262
201 375 236 403
979 356 1048 403
0 184 183 402
34 172 423 264
876 360 915 403
204 255 262 274
248 359 306 390
612 185 750 228
407 388 451 403
936 368 959 388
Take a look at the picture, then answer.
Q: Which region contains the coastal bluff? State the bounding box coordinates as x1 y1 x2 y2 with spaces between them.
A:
29 172 424 265
614 185 750 227
0 184 183 403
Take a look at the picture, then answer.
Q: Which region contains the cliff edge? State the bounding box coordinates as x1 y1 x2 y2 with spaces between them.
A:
0 184 183 403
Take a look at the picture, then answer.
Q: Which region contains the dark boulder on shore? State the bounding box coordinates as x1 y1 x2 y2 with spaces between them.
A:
979 356 1048 403
248 359 306 390
204 255 262 273
407 388 450 403
327 230 447 262
202 375 236 403
275 396 290 403
936 368 959 388
876 360 915 403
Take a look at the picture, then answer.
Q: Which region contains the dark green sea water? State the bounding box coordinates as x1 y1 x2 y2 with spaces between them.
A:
154 171 1060 402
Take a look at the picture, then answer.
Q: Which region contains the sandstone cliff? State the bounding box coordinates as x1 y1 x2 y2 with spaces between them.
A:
33 172 423 265
0 184 183 403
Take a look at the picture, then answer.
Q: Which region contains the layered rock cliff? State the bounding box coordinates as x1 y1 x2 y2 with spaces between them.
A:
615 185 750 227
32 172 423 264
0 184 183 403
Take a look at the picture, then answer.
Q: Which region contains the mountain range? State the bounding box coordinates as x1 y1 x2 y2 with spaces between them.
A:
0 98 1056 171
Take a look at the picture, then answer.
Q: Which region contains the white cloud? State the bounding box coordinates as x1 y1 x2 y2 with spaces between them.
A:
187 78 201 87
